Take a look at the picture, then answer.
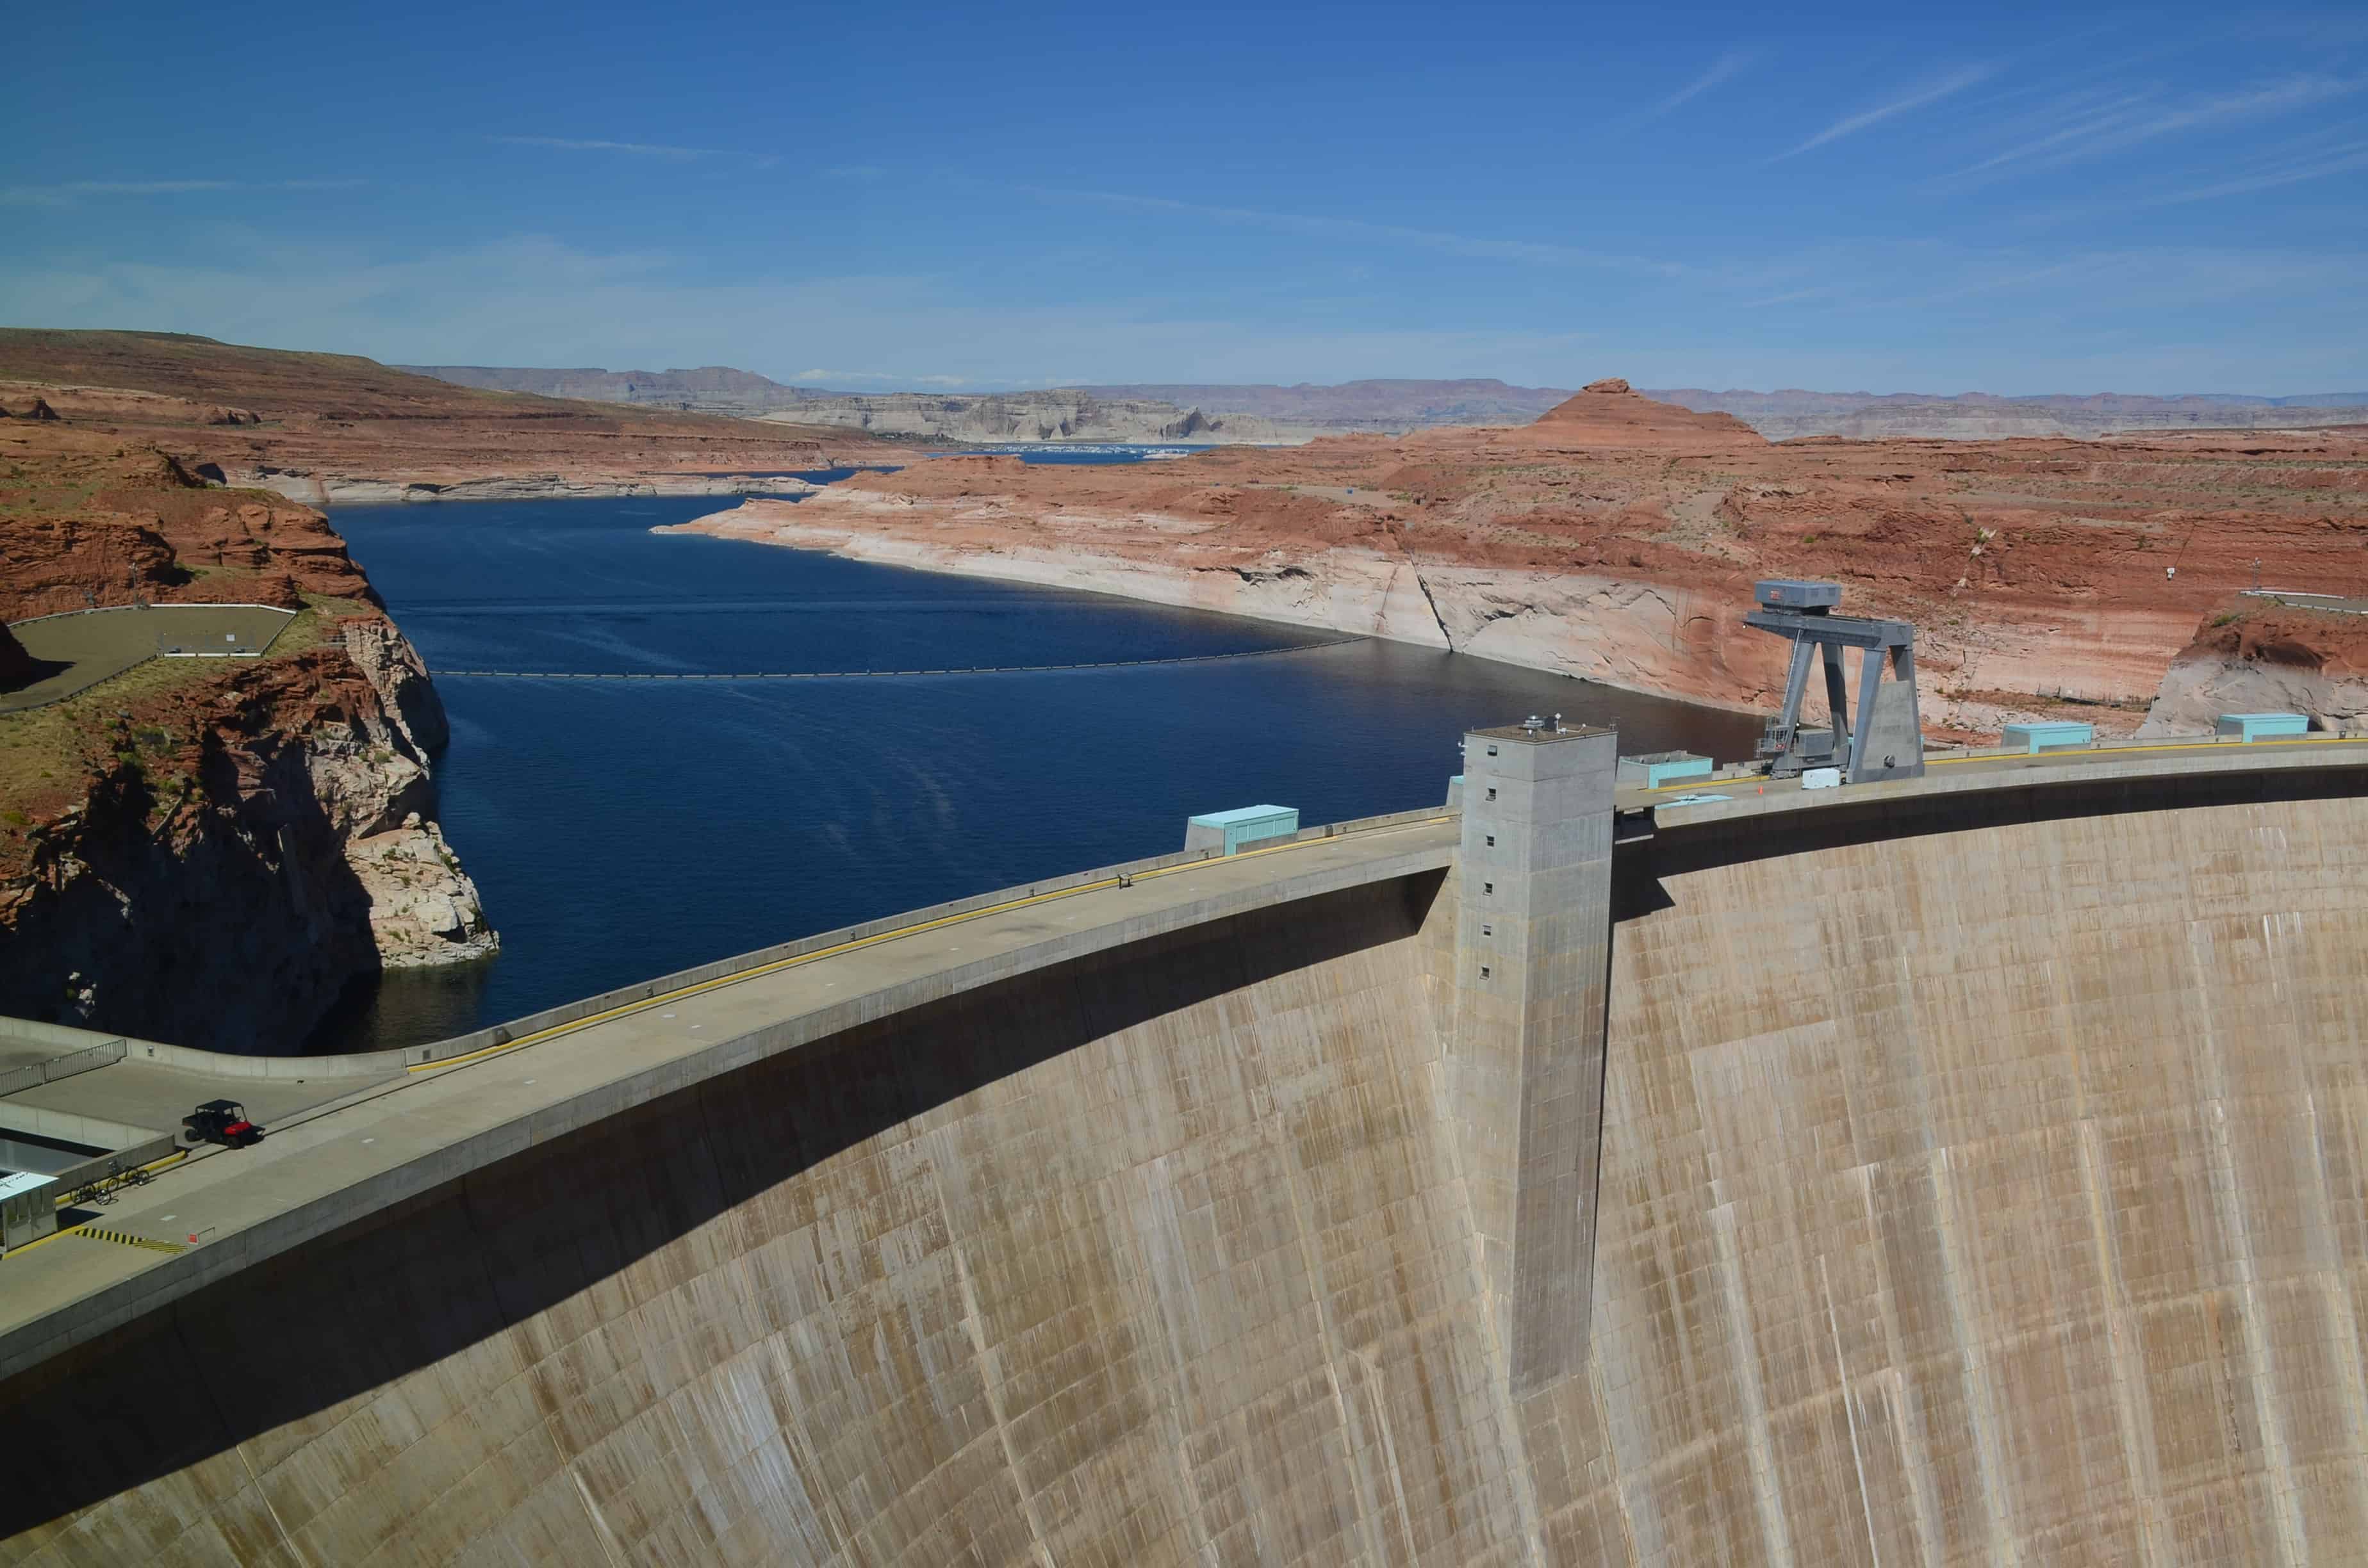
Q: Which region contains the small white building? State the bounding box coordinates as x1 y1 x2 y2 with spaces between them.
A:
0 1169 58 1252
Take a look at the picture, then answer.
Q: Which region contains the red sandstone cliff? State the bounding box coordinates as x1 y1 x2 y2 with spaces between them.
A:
2139 597 2368 737
1 408 493 1050
670 382 2368 741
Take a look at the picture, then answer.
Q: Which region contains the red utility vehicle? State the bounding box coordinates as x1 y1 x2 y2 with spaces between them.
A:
183 1100 264 1148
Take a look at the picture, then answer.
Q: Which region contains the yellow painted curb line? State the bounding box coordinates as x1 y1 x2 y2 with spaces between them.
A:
78 1228 188 1255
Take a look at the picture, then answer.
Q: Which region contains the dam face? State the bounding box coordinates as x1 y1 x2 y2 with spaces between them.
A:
8 770 2368 1564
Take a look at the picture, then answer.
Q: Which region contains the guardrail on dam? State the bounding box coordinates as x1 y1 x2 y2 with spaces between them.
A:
6 735 2368 1564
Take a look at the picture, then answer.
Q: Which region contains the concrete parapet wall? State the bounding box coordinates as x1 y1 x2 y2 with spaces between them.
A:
54 802 1456 1083
0 1104 160 1153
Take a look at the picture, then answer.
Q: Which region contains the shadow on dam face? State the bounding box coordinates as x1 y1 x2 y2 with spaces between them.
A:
0 872 1447 1546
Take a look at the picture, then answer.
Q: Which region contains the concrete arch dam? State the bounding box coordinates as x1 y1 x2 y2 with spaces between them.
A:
7 739 2368 1565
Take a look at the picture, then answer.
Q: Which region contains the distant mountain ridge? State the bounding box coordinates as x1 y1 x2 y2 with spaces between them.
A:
397 364 821 415
1067 379 1575 431
397 363 2368 442
402 365 1292 443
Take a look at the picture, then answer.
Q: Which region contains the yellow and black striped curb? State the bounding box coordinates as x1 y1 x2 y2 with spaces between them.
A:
77 1228 188 1255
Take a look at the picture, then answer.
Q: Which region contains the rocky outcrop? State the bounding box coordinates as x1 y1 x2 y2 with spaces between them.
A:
0 621 493 1049
1517 376 1762 450
1 400 496 1049
2139 598 2368 737
0 379 259 427
347 813 495 966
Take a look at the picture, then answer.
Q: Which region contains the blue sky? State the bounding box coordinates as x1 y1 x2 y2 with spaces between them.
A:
4 1 2365 394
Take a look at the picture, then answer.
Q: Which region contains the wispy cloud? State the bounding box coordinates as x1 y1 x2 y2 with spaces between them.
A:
1952 74 2362 182
491 135 725 159
1953 92 2157 176
1772 65 1993 160
1 177 363 206
2051 132 2368 216
1014 183 1692 278
4 228 2359 395
1639 49 1756 122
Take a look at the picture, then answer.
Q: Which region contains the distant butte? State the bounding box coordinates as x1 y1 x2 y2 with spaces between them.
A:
1505 376 1763 450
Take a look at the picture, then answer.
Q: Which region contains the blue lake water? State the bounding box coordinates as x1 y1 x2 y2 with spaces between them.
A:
318 490 1761 1052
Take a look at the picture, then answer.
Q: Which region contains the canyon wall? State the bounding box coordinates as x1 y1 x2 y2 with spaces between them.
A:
2141 599 2368 738
1 410 492 1050
0 619 494 1049
12 775 2368 1563
666 382 2368 741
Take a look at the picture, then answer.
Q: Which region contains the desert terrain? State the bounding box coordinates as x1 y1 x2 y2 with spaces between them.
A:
0 329 899 505
670 378 2368 740
0 332 898 1049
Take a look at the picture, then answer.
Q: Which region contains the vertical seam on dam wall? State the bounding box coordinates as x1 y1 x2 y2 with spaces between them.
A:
2076 1116 2173 1565
2303 1092 2368 1534
2191 922 2309 1568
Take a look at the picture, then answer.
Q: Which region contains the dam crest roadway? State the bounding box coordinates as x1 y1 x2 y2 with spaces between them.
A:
7 724 2368 1564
